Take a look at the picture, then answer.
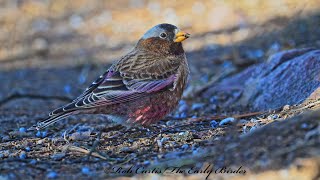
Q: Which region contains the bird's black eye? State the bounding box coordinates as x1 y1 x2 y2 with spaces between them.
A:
159 32 167 39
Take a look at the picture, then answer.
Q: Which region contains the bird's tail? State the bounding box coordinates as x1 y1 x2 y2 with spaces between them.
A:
28 111 73 131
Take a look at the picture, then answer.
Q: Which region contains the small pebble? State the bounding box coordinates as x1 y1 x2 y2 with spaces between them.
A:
238 119 248 124
120 147 133 153
30 159 37 164
270 42 281 51
232 91 242 98
267 42 281 54
69 131 91 141
178 104 189 113
160 137 170 144
81 167 90 175
222 61 234 69
19 127 26 133
192 148 201 155
42 131 48 138
283 105 290 111
47 171 58 179
267 115 274 120
36 131 41 137
210 96 218 104
63 85 71 94
25 147 31 152
250 118 258 122
19 152 27 159
173 131 193 141
156 140 162 148
301 123 308 129
166 120 175 126
181 144 189 150
219 117 235 126
179 100 186 106
0 150 9 158
210 120 218 128
32 38 49 54
143 160 150 165
169 141 178 148
50 153 66 161
37 140 44 145
246 49 264 59
2 135 10 141
157 154 165 159
78 74 87 84
191 103 205 111
179 112 188 118
242 126 248 134
267 114 279 121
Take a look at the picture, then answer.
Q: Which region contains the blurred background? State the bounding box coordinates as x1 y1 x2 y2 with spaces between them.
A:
1 0 320 104
1 0 320 67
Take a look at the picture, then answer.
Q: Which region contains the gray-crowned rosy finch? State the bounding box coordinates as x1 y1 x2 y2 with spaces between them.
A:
30 23 190 130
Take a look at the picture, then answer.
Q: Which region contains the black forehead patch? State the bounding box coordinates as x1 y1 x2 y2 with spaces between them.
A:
158 23 177 32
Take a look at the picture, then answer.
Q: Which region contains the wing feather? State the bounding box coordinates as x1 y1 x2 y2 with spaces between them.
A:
49 50 180 116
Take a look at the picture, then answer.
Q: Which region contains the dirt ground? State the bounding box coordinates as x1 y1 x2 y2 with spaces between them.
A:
0 1 320 179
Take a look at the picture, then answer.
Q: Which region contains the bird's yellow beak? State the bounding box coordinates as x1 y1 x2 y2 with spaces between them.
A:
174 31 190 42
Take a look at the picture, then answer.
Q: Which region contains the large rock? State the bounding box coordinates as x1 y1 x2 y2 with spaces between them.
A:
210 48 320 111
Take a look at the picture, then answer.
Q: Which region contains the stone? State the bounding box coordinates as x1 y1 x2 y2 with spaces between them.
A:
50 153 66 161
207 48 320 111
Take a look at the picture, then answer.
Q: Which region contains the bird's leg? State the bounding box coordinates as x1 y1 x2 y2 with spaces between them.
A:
86 130 102 160
159 127 163 137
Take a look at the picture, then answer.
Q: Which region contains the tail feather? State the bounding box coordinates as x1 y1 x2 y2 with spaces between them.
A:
28 112 73 131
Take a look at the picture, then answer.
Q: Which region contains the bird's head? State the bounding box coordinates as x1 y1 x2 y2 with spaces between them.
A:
137 23 190 55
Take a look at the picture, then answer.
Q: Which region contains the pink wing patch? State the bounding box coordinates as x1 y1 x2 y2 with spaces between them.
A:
125 74 176 93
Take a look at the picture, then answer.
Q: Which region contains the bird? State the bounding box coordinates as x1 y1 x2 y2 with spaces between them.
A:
29 23 190 131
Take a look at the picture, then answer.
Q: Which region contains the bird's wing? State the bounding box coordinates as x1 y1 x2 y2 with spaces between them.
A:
49 50 180 116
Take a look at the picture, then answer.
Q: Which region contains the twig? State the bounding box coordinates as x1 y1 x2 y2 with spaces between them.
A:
63 124 80 144
117 154 137 165
64 145 111 160
86 131 102 160
161 109 280 133
290 100 320 112
0 93 72 107
63 131 70 144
